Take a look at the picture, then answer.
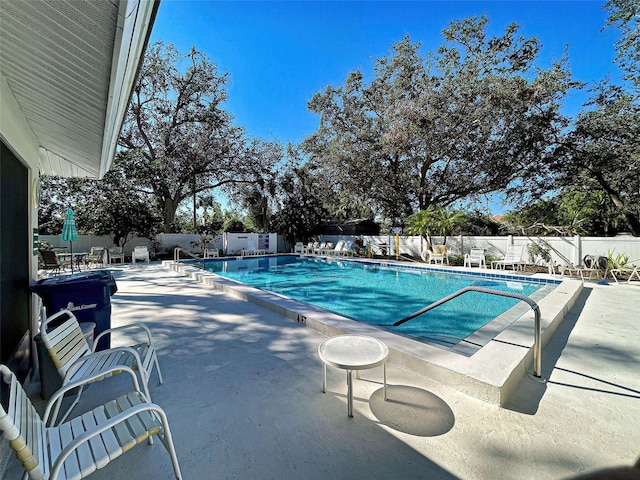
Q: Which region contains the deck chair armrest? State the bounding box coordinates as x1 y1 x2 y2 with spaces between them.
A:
92 323 154 352
49 399 166 480
43 365 142 425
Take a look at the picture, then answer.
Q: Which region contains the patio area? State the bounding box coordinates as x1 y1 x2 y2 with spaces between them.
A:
8 263 640 479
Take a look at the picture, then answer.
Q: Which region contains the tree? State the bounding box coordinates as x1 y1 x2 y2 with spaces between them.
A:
304 17 574 223
38 156 163 246
119 42 271 232
405 206 464 248
270 150 328 245
560 84 640 235
604 0 640 88
226 139 284 233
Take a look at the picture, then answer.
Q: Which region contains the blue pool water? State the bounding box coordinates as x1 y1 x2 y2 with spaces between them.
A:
203 256 547 347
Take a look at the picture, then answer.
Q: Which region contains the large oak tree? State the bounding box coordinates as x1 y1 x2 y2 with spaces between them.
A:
303 16 574 224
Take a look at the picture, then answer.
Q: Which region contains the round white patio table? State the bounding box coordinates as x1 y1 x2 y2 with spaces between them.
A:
318 334 389 417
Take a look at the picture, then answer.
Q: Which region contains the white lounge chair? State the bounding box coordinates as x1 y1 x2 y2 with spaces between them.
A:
560 255 608 283
464 248 487 268
39 309 163 424
132 245 150 263
0 364 183 480
610 265 640 284
293 242 304 253
491 245 526 271
322 241 343 255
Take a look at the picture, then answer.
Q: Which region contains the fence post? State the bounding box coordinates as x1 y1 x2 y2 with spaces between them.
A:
574 234 582 266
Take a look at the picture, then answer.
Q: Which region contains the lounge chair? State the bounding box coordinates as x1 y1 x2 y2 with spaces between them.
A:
108 245 124 263
39 249 70 276
39 309 163 424
491 245 527 271
293 242 304 253
0 364 183 480
313 242 327 254
610 265 640 284
132 245 150 263
303 242 314 254
561 255 608 283
464 248 487 268
320 241 341 255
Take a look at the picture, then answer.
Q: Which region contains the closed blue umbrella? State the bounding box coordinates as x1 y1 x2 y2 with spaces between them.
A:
61 208 78 272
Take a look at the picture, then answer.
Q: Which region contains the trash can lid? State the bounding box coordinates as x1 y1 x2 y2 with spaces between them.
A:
31 271 117 295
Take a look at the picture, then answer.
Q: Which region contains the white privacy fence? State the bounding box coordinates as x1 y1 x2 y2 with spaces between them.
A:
40 233 639 267
320 234 640 267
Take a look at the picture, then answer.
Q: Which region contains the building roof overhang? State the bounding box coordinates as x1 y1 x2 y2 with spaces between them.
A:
0 0 159 179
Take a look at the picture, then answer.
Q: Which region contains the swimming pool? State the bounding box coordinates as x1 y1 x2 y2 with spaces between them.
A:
203 255 557 349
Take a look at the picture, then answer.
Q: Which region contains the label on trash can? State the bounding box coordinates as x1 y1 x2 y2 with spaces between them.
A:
66 301 98 312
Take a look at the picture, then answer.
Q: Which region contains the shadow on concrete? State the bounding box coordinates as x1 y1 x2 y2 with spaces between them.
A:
369 385 455 437
504 286 592 414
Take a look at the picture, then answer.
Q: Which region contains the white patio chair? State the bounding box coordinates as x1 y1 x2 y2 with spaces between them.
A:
0 364 183 480
491 245 526 271
132 246 150 264
39 309 163 424
293 242 304 253
84 247 106 269
421 245 449 265
107 246 124 264
464 248 487 268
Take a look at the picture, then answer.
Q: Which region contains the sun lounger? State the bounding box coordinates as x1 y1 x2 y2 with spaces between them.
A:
491 245 526 271
609 265 639 284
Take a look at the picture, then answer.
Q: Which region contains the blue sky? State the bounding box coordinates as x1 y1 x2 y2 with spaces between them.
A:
150 1 624 213
151 0 623 145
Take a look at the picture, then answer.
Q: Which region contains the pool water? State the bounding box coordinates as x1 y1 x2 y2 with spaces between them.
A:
203 256 544 347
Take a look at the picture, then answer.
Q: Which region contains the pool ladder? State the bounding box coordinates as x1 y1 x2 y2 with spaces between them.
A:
173 247 205 270
392 286 543 379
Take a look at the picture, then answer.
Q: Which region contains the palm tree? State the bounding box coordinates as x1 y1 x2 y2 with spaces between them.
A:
405 206 464 249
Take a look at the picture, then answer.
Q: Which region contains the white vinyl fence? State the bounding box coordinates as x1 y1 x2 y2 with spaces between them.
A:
40 233 639 267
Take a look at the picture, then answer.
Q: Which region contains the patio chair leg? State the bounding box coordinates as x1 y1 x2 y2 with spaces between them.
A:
154 353 164 384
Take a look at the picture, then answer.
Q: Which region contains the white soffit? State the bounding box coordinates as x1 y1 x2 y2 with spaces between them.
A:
0 0 158 179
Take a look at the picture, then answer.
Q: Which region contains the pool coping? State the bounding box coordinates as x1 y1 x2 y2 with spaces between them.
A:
163 256 583 406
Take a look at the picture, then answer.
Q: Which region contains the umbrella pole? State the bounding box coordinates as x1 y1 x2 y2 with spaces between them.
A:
70 241 73 273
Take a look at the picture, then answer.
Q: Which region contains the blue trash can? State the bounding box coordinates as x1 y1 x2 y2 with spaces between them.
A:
31 271 117 351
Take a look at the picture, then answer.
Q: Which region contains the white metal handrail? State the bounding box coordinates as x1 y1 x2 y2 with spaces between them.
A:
390 286 543 378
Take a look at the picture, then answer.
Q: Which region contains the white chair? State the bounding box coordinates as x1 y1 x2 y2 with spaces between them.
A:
39 309 163 424
108 245 124 263
610 265 640 284
421 245 449 265
464 248 487 268
294 242 304 253
132 245 150 263
204 246 219 258
491 245 526 271
0 364 183 480
84 247 106 269
321 241 342 255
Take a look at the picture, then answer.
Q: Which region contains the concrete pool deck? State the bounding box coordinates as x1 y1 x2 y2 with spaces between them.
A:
7 262 639 479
